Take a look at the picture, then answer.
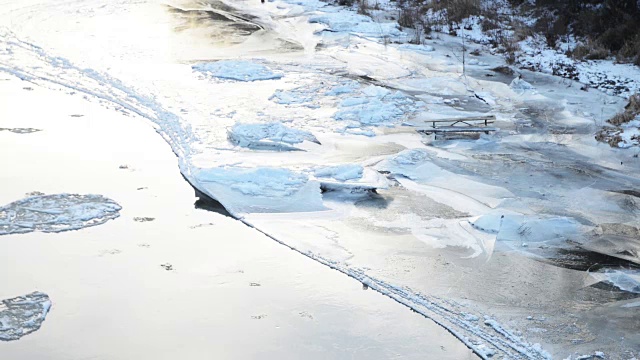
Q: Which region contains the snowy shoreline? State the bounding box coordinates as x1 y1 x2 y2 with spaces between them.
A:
0 73 477 359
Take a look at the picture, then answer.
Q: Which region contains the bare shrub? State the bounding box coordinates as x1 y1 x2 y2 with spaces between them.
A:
398 6 420 29
357 0 370 15
571 41 609 61
446 0 481 23
501 38 520 64
481 17 500 31
618 34 640 65
420 0 481 25
607 94 640 126
338 0 355 6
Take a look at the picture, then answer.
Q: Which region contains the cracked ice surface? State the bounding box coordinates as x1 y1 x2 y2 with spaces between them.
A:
0 292 51 341
0 194 121 235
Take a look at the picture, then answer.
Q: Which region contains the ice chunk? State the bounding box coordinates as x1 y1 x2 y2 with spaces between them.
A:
334 85 419 127
314 165 363 182
0 194 121 235
391 149 430 165
269 89 313 105
192 61 282 82
0 292 51 341
196 167 307 197
471 213 579 243
510 77 535 91
590 269 640 294
192 167 324 214
398 44 435 53
228 122 319 150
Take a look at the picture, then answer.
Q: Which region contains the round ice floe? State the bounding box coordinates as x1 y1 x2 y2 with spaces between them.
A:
192 60 282 82
0 291 51 341
0 194 121 235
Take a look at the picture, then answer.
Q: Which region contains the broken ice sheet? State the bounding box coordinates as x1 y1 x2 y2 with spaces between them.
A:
0 292 51 341
0 194 121 235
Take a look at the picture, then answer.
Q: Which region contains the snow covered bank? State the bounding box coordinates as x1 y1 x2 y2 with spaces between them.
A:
0 292 51 341
0 194 121 235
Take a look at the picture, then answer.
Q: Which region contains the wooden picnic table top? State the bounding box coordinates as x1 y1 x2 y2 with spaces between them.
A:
403 115 496 130
418 126 498 133
426 115 496 123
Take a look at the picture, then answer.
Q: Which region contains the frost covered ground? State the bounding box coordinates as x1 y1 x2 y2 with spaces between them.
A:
1 0 639 359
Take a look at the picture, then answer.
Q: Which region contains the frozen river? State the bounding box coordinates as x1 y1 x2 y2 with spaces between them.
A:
1 0 639 358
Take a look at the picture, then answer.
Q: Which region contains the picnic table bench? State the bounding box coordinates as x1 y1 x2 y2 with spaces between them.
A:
412 115 497 135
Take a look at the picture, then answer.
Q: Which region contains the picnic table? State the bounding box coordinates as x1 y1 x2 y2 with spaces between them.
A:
413 115 497 135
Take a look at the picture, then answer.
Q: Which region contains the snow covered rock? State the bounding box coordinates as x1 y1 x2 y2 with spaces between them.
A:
192 60 282 82
0 194 121 235
227 122 319 150
0 292 51 341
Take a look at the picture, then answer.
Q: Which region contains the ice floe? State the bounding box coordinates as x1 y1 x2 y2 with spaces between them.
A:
313 164 363 182
510 77 535 92
192 167 324 214
0 292 51 341
334 85 420 126
590 269 640 294
470 213 580 243
227 122 319 150
192 60 282 82
0 194 121 235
